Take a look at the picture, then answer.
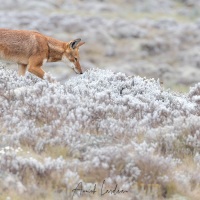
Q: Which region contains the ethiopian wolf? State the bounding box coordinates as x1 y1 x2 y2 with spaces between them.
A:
0 28 85 79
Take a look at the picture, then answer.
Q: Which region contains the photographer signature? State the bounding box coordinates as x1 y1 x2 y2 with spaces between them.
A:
72 180 128 198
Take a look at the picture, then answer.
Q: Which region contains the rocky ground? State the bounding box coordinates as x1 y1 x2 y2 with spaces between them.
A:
1 0 200 90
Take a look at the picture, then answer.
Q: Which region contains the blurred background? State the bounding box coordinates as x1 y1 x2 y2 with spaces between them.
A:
1 0 200 91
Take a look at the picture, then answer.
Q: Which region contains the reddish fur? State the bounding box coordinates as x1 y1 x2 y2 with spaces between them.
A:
0 28 85 79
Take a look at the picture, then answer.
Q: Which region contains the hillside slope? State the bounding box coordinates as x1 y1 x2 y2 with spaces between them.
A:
0 66 200 199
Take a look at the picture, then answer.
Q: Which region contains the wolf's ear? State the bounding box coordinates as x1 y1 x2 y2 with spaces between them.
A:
70 38 81 49
77 41 85 47
70 38 85 49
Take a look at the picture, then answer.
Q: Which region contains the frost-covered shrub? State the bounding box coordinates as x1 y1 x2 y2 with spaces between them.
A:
188 83 200 111
194 153 200 168
1 67 200 199
141 37 170 56
82 145 140 184
0 66 198 152
0 148 66 185
131 142 179 185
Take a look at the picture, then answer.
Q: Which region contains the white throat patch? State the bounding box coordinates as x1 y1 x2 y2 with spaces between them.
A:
62 55 74 69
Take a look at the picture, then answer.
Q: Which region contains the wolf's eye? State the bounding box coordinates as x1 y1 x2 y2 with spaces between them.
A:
74 57 78 62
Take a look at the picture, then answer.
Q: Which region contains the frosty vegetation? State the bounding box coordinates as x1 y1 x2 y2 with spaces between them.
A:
0 65 200 200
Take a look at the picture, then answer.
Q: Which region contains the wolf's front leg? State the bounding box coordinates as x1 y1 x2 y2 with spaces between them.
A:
28 56 45 79
18 64 27 76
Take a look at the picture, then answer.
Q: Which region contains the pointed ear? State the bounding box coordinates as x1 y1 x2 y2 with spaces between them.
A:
77 41 85 48
70 38 81 49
